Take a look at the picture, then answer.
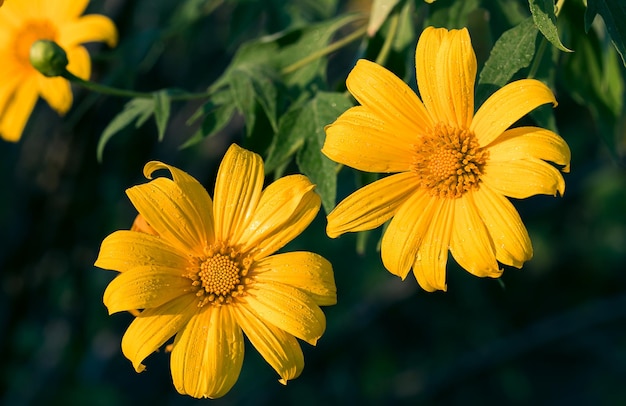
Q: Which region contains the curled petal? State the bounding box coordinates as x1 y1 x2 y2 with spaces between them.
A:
481 158 566 199
171 306 244 399
65 45 91 80
233 305 304 385
487 126 571 172
121 294 198 373
239 175 321 260
245 282 326 346
473 184 532 268
323 106 419 173
412 199 454 292
103 266 191 314
381 190 437 280
346 58 432 137
449 195 501 278
126 162 214 255
254 252 336 306
213 144 264 243
327 172 420 238
471 79 557 146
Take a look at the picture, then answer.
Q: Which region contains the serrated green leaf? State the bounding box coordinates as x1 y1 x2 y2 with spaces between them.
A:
529 0 572 52
153 90 171 142
97 98 154 162
476 17 538 106
294 92 354 214
585 0 626 66
367 0 401 37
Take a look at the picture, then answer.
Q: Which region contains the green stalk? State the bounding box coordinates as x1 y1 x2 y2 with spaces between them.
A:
281 25 368 75
374 6 401 66
62 70 211 101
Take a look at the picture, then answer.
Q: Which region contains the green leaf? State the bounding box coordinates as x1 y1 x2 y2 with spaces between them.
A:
294 92 354 214
476 17 538 106
585 0 626 66
97 98 154 162
153 90 170 142
425 0 480 29
528 0 572 52
265 106 308 174
367 0 401 37
228 65 279 136
182 90 235 149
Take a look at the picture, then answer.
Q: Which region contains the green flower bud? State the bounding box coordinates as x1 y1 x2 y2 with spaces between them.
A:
29 40 69 77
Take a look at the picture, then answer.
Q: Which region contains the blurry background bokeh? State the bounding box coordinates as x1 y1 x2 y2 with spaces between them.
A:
2 0 626 404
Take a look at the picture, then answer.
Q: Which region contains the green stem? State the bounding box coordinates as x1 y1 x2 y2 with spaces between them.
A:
374 5 401 66
281 25 368 75
62 70 211 101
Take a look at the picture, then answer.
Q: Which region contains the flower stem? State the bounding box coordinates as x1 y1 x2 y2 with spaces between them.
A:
281 25 368 75
374 6 401 66
61 70 211 101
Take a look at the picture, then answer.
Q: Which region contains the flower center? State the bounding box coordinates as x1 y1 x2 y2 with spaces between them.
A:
186 242 252 307
412 123 488 198
14 20 58 69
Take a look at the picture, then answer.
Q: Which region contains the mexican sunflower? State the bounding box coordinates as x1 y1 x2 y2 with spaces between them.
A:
0 0 117 142
95 144 336 399
323 27 571 292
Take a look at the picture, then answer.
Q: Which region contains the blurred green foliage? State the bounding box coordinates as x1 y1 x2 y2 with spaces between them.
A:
2 0 626 404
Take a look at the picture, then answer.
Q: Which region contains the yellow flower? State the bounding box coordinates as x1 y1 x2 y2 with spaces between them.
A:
323 27 571 292
0 0 117 142
95 144 336 399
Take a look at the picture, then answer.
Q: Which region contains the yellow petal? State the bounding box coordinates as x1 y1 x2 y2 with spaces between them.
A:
381 189 437 280
253 252 336 306
473 184 532 268
103 266 191 314
415 27 446 124
240 175 320 261
37 75 72 114
471 79 557 146
323 106 419 173
245 282 326 346
58 14 118 47
126 162 215 255
121 294 198 373
416 27 476 128
0 70 21 120
449 195 501 278
65 45 91 80
95 230 187 272
345 59 432 137
412 198 454 292
171 306 244 399
232 305 304 385
131 214 159 236
487 126 571 172
43 0 88 21
213 144 264 243
0 77 37 142
327 172 420 238
481 158 566 199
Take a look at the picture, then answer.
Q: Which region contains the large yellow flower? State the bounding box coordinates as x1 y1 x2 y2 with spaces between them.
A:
323 27 571 292
95 144 336 399
0 0 117 142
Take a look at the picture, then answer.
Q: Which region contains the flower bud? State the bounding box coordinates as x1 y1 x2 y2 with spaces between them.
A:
29 40 69 77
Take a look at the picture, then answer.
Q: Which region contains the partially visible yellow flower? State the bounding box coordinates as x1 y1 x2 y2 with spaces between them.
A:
95 144 336 399
0 0 117 141
323 27 571 292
